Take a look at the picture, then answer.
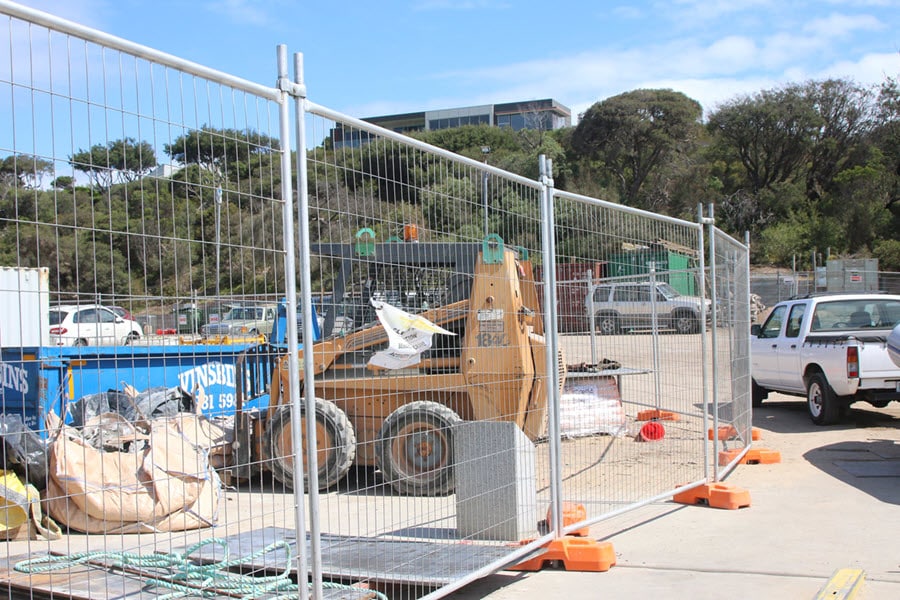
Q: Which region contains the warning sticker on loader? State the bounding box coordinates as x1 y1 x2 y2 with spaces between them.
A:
476 308 504 332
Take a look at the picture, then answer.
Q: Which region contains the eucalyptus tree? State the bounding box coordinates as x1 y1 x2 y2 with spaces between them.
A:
571 89 704 208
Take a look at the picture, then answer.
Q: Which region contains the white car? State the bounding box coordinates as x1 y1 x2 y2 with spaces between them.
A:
49 304 143 346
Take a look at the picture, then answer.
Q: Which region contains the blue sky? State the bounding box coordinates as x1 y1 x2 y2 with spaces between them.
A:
8 0 900 122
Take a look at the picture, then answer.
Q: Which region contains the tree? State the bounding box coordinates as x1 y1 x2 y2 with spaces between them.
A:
872 75 900 216
707 85 821 193
51 176 75 190
1 154 53 190
164 127 279 185
69 138 157 190
571 89 703 207
803 79 874 201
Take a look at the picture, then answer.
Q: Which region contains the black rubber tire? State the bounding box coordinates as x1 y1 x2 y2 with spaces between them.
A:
266 399 356 490
376 401 461 496
73 338 88 347
807 373 841 425
673 311 699 334
596 314 619 335
751 379 767 408
124 332 140 345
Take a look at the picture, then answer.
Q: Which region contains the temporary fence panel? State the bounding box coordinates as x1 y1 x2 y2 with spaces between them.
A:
0 3 316 600
549 188 711 532
286 102 559 598
709 223 753 475
750 269 900 312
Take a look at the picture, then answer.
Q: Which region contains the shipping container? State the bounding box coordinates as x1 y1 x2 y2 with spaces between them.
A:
0 266 49 348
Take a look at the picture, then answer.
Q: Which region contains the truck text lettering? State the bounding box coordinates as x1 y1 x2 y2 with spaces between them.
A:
0 362 29 395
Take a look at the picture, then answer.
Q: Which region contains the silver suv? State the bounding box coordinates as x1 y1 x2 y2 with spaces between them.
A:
587 281 708 334
201 303 277 339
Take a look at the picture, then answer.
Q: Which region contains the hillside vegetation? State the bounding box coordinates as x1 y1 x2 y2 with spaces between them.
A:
1 76 898 301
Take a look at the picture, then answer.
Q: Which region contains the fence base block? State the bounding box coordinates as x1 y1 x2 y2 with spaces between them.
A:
550 502 590 537
636 409 679 421
509 537 616 572
673 483 751 510
708 426 764 441
718 448 782 466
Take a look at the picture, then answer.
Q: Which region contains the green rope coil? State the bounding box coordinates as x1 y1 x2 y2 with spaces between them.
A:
15 538 388 600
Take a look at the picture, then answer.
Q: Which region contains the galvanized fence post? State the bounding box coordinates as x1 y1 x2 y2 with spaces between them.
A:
702 203 719 481
696 204 711 480
539 154 564 537
285 47 318 600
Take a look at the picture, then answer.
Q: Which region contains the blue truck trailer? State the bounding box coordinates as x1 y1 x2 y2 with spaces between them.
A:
0 343 272 436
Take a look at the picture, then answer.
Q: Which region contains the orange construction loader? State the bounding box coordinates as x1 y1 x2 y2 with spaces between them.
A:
233 235 562 495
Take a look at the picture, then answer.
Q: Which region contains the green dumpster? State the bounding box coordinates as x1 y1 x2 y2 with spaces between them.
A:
175 303 204 334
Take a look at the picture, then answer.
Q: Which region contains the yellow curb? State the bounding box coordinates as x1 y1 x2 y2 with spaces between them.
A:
814 568 865 600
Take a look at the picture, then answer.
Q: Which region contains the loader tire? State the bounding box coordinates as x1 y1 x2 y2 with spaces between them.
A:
376 401 461 496
266 399 356 491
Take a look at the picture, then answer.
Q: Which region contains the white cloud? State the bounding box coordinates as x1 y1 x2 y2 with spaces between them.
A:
204 0 276 27
412 1 512 10
817 51 900 84
803 12 885 37
660 0 776 24
611 5 643 19
824 0 895 7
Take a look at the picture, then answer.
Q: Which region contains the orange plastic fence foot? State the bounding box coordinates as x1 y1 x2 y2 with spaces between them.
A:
708 425 738 440
673 483 751 510
548 502 589 537
707 426 764 441
510 537 616 572
636 409 679 421
718 447 782 466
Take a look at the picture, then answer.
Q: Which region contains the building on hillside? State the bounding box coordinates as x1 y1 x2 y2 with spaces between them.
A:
332 98 571 148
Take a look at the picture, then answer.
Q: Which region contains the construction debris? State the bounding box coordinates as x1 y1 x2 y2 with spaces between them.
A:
39 385 231 534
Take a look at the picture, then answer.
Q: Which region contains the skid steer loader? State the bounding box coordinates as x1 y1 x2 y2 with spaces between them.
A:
232 234 563 495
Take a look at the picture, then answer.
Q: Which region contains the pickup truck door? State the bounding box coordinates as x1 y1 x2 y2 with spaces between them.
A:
775 302 808 391
751 305 787 388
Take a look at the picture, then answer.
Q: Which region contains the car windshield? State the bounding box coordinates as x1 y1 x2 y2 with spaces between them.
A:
811 299 900 331
49 310 67 326
227 307 262 320
657 283 679 299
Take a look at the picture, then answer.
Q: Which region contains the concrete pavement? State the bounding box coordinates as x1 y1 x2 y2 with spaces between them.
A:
447 393 900 599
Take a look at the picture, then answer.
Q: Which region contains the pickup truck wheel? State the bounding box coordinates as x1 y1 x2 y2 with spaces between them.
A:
673 312 699 334
807 373 841 425
751 379 767 407
376 401 461 496
596 314 619 335
265 399 356 491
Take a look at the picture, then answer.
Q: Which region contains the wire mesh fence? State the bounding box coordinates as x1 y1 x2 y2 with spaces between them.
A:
549 190 711 529
710 227 753 476
0 3 751 599
750 269 900 311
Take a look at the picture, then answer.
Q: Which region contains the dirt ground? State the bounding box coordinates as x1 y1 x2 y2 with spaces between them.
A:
2 330 750 599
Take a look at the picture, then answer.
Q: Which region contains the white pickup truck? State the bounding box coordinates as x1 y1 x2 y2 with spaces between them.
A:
750 293 900 425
